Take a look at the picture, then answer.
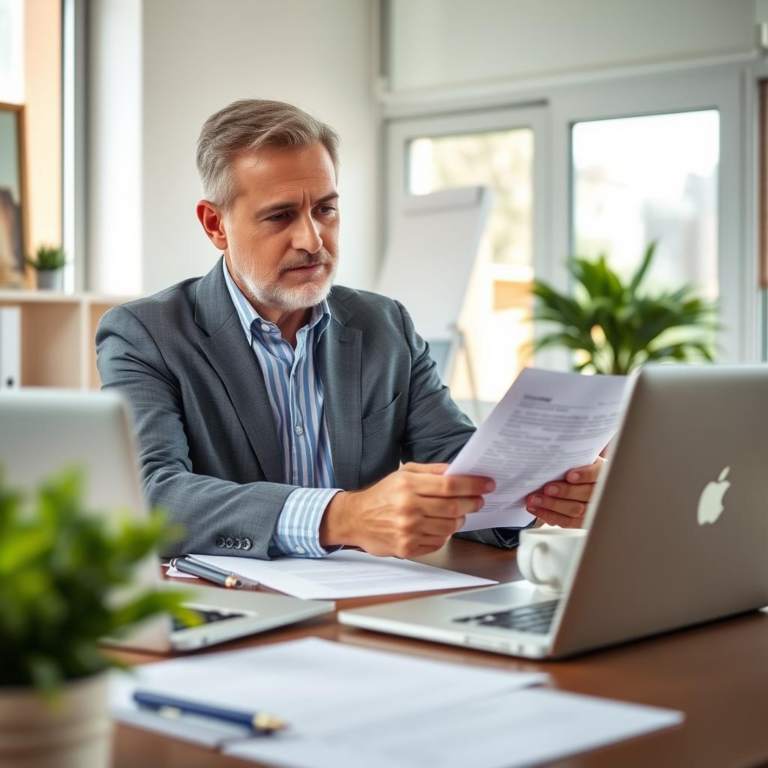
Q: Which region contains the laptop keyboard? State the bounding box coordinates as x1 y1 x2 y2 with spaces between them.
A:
172 608 245 632
452 599 560 635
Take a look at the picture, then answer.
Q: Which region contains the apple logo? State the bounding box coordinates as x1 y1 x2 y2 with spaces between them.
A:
697 467 731 525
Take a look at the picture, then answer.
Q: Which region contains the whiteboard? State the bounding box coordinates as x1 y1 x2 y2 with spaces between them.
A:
376 186 493 341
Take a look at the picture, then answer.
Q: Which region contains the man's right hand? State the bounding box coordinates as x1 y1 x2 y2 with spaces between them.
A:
319 463 494 558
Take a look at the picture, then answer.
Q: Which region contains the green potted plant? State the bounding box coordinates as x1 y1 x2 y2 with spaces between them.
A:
531 243 718 374
0 468 194 768
25 245 67 291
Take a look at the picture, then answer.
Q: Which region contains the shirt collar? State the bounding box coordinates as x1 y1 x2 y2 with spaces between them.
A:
221 258 332 344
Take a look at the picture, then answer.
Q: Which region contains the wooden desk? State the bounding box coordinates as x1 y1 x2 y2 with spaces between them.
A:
114 539 768 768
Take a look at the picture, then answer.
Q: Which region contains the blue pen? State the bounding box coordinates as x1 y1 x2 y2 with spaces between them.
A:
133 690 287 733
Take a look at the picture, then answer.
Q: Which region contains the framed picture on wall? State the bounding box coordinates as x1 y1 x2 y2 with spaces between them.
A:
0 102 28 289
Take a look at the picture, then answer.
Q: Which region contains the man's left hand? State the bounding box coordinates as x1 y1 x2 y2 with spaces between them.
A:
525 457 605 528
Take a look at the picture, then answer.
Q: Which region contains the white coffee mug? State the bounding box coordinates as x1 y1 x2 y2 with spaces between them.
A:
517 527 587 594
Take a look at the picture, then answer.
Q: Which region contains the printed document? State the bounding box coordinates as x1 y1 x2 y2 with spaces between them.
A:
452 368 627 532
227 687 682 768
180 550 497 599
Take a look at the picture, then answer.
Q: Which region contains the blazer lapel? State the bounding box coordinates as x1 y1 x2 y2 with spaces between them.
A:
318 309 362 491
194 260 284 483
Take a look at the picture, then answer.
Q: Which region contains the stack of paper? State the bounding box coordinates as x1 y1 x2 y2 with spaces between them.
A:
112 637 683 768
111 637 546 747
168 550 498 599
229 688 683 768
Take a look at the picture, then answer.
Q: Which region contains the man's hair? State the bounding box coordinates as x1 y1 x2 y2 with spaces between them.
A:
196 99 340 210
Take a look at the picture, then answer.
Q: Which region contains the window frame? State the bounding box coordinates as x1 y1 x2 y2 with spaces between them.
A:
550 65 749 363
384 61 757 367
387 105 549 282
748 59 768 362
62 0 87 293
386 106 560 375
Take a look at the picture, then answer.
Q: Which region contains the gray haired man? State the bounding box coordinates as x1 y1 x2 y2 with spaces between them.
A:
96 99 602 560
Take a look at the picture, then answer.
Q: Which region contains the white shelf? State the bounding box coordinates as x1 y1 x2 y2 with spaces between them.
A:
0 290 137 304
0 292 133 390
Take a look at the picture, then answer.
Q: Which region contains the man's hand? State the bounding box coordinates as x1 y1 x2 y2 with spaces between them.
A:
320 463 493 558
525 457 606 528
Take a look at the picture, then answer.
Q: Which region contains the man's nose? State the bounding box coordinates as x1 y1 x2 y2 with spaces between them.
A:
291 212 323 254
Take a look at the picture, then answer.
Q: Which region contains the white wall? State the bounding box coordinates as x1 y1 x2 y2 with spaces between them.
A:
389 0 758 92
90 0 760 295
89 0 379 297
87 0 379 294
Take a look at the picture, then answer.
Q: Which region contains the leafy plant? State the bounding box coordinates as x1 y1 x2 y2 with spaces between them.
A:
531 242 718 375
25 244 67 271
0 468 198 694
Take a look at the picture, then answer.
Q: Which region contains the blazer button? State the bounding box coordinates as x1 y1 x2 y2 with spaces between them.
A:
225 537 234 548
242 538 252 551
234 538 242 549
216 536 225 548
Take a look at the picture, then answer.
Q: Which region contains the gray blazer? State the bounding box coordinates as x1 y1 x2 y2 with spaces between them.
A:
96 259 519 559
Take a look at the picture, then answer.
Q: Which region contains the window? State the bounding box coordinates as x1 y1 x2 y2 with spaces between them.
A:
387 65 754 403
390 108 545 406
409 130 534 266
572 111 719 299
547 67 749 362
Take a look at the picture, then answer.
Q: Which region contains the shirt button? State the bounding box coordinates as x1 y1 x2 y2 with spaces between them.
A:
225 537 234 548
294 424 304 436
216 536 225 548
260 323 270 332
242 538 252 551
234 538 242 549
294 546 306 555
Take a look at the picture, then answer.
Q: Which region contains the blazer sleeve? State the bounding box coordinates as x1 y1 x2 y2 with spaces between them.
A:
395 301 530 550
96 305 295 560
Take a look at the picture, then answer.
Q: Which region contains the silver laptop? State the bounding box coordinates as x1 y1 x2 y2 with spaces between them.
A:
340 365 768 659
0 389 333 652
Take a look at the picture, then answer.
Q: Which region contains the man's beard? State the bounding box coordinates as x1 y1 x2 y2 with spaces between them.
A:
241 251 338 313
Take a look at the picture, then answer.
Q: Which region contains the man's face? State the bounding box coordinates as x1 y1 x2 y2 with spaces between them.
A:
222 142 339 313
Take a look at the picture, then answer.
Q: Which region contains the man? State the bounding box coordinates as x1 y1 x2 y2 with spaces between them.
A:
96 99 602 560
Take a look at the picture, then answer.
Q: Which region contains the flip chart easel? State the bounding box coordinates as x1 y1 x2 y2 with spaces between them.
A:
376 186 493 421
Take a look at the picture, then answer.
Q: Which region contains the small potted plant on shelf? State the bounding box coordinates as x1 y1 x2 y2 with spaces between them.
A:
0 468 195 768
25 245 68 291
531 242 718 374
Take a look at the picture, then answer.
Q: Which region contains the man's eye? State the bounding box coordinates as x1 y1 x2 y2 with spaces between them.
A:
317 206 336 216
268 212 289 222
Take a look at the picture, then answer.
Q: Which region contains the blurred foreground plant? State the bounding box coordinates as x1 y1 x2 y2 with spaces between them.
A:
0 468 197 695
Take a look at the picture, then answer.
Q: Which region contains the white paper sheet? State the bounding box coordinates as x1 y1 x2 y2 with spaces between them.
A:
452 368 627 531
163 563 199 578
188 550 497 599
110 637 548 749
226 687 683 768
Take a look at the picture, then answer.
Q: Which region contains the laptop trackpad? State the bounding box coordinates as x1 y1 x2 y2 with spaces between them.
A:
448 582 538 606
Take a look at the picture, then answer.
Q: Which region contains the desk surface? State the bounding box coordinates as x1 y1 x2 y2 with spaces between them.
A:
114 540 768 768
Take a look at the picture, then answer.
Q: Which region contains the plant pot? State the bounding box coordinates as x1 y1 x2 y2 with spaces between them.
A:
0 672 112 768
35 269 64 291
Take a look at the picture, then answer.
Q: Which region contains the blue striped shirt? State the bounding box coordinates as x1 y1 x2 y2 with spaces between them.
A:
222 260 340 557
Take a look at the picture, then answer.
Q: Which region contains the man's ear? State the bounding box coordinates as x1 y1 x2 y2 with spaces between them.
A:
196 200 229 250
